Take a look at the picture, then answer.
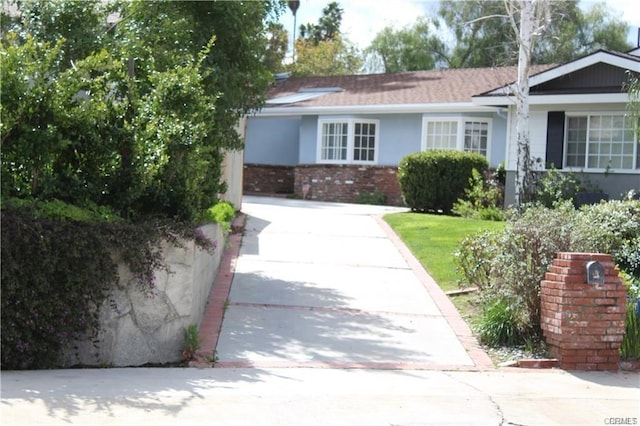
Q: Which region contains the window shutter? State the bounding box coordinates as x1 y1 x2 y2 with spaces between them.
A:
546 111 565 169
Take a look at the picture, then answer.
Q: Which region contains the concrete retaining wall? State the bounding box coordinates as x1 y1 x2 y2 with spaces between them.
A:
63 224 225 367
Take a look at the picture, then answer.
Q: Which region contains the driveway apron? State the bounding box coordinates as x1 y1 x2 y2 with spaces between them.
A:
214 196 483 369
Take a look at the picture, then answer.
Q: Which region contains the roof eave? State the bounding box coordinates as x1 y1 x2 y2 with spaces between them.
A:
253 102 501 117
472 92 630 106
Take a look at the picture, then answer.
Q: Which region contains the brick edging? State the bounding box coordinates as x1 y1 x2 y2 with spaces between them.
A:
374 215 495 371
190 214 246 368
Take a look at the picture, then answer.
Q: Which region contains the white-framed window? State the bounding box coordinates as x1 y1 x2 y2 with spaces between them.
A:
463 120 489 157
422 117 491 158
317 118 379 164
564 113 639 170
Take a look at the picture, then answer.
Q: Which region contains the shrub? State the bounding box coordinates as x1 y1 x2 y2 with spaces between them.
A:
488 203 577 336
356 189 387 205
476 297 526 347
1 210 117 369
571 200 640 275
398 150 488 214
454 230 501 291
535 168 582 208
203 201 236 233
620 272 640 361
455 199 640 347
455 202 578 342
452 168 505 221
1 31 224 222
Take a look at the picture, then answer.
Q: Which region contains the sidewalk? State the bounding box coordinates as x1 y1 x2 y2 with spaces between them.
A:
1 196 638 425
1 367 638 425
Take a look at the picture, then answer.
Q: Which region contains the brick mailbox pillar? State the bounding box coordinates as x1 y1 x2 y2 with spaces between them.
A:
540 252 627 371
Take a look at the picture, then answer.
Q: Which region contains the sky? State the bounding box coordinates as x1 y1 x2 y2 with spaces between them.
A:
278 0 640 55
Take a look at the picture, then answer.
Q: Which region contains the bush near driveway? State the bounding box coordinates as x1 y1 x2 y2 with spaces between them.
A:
455 200 640 351
398 150 488 214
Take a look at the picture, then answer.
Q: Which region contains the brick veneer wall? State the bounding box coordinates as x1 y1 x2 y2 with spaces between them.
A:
293 164 403 206
540 252 627 371
243 163 404 206
243 164 295 195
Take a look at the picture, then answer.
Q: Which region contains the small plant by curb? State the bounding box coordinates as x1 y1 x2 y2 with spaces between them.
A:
182 324 201 361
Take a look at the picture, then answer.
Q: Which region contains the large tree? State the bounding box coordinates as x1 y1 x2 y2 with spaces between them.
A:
299 1 342 44
436 0 631 68
264 22 289 74
531 2 631 64
364 18 445 73
438 0 516 68
290 1 362 76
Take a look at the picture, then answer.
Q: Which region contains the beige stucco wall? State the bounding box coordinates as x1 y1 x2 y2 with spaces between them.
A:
220 116 246 210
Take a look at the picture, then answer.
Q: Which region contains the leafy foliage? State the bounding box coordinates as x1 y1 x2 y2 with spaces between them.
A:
1 0 277 369
2 0 281 220
203 201 236 234
452 168 505 221
298 1 343 43
620 297 640 361
476 298 525 347
455 200 640 346
290 35 362 76
356 189 388 206
626 71 640 141
434 0 631 68
182 324 202 361
365 18 444 73
289 1 361 76
1 209 116 369
398 150 488 214
534 168 583 208
264 22 289 73
571 200 640 269
453 230 501 292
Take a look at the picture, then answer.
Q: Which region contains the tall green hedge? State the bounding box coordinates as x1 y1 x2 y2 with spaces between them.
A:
398 150 488 213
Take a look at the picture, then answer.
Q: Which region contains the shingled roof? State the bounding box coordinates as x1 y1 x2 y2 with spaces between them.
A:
265 66 552 108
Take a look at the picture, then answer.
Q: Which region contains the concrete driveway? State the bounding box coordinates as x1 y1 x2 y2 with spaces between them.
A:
213 195 489 370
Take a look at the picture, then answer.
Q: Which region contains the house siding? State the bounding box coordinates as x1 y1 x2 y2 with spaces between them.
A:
531 63 635 94
245 117 300 165
377 114 422 165
296 112 503 166
299 115 318 163
503 103 640 206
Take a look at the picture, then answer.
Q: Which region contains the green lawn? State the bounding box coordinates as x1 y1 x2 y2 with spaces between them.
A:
383 212 505 292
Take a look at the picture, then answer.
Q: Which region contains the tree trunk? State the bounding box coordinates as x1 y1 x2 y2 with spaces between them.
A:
514 0 534 208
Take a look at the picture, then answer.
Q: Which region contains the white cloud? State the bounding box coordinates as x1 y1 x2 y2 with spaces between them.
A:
340 0 434 48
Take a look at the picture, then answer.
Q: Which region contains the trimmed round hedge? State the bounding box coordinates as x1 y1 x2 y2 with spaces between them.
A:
398 150 488 213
